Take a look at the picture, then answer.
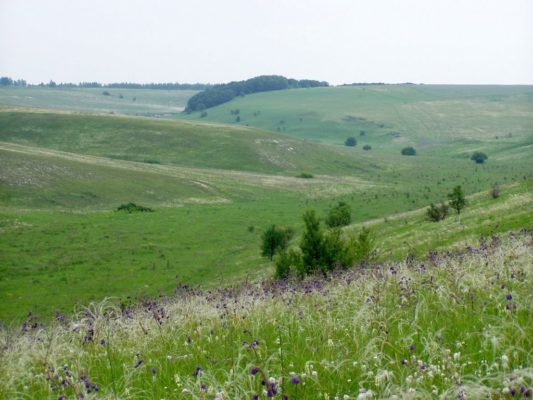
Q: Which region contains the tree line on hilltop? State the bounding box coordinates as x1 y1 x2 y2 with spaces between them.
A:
0 76 210 90
185 75 329 112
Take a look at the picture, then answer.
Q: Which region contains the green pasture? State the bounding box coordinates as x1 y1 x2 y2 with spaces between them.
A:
0 86 197 117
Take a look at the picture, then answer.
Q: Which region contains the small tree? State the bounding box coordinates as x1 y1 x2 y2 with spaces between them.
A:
348 226 376 265
363 145 372 151
325 201 352 228
401 146 416 156
345 137 357 147
471 151 488 164
300 210 325 274
448 185 466 215
261 225 294 260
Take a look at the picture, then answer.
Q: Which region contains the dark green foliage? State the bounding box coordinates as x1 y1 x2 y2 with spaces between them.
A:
344 137 357 147
351 226 376 264
261 225 295 260
235 116 241 123
448 185 466 214
185 75 329 112
300 210 325 274
426 202 449 222
102 91 110 96
325 201 352 228
296 172 314 179
321 228 350 270
200 111 208 118
363 145 372 151
117 202 153 213
360 130 366 136
401 146 416 156
275 249 303 279
471 151 488 164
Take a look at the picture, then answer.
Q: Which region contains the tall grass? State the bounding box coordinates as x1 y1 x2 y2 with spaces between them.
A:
1 231 531 399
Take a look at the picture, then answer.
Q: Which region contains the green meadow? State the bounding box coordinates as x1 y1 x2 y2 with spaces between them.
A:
0 85 532 323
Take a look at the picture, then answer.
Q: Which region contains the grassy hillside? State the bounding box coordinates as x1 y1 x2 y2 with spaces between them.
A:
1 230 531 399
183 85 533 157
0 109 377 175
0 86 197 117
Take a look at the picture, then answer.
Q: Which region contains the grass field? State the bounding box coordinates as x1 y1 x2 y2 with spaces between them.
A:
1 230 531 399
183 84 533 157
0 87 197 117
0 85 532 323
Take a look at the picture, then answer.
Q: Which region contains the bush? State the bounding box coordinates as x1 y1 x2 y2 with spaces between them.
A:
363 145 372 151
275 249 303 279
471 151 488 164
325 201 352 228
401 146 416 156
351 226 376 265
200 111 208 118
426 202 449 222
296 172 314 179
344 137 357 147
102 91 110 96
117 203 153 213
261 225 294 260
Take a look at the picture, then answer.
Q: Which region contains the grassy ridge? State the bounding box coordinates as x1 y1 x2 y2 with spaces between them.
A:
0 87 197 117
183 85 533 155
0 109 376 175
1 231 531 399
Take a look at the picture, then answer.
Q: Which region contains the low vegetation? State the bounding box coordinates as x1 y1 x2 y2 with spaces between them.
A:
117 202 153 213
471 151 488 164
401 146 416 156
1 231 531 399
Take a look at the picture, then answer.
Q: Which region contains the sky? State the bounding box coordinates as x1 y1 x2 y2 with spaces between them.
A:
1 0 532 85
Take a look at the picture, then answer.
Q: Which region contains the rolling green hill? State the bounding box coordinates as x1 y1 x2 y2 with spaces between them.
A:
182 84 533 159
0 86 197 117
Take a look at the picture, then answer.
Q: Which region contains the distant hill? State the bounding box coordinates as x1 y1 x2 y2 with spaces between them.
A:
185 75 328 112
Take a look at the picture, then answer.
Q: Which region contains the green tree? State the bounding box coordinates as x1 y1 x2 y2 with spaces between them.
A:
352 226 376 264
261 225 294 260
325 201 352 228
448 185 466 215
300 210 325 274
471 151 488 164
275 249 303 279
344 137 357 147
401 146 416 156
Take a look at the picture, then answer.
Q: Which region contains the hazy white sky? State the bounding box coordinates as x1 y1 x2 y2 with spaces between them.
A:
1 0 532 84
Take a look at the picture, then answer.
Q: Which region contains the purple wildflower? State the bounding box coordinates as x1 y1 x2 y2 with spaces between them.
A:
250 367 259 375
291 376 300 384
192 365 202 377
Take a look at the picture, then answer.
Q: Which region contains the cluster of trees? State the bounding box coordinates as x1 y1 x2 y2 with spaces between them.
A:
185 75 329 112
262 203 375 279
0 77 27 86
0 76 210 90
426 185 466 222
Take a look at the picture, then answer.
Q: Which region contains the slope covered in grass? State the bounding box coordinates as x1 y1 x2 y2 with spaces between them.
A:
183 85 533 158
0 109 376 175
0 87 197 117
1 231 531 399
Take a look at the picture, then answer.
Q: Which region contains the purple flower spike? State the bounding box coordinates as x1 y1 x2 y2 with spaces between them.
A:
250 367 259 375
506 293 513 301
291 376 300 384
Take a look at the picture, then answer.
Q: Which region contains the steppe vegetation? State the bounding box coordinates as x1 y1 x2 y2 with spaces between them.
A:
0 82 531 398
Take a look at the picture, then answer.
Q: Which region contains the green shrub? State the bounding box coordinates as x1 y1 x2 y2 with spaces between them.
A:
401 146 416 156
117 202 153 213
363 144 372 151
471 151 488 164
296 172 314 179
275 249 303 279
325 201 352 228
344 137 357 146
261 225 294 260
490 183 500 199
426 202 449 222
